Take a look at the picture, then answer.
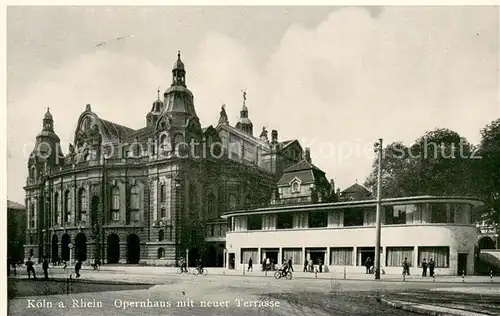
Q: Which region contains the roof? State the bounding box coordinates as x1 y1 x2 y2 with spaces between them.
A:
278 170 315 186
221 195 486 218
99 118 136 141
124 126 155 142
7 200 25 210
341 183 371 195
283 159 324 173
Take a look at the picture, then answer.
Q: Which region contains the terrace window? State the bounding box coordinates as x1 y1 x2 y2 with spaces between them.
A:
308 210 328 228
247 214 262 230
276 212 294 229
385 205 406 225
343 208 364 227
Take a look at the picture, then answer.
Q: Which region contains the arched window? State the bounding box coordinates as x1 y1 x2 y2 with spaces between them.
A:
159 133 169 156
160 183 166 203
173 134 184 156
229 194 237 210
64 190 71 223
111 186 120 221
130 185 140 222
292 181 301 193
158 248 165 259
78 188 88 222
30 166 36 180
54 192 59 225
158 230 164 241
207 193 217 219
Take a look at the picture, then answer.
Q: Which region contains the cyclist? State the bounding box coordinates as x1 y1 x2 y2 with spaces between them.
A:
179 257 187 272
92 258 101 270
279 260 289 276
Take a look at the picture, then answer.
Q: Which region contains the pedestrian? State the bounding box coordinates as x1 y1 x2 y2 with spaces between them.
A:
318 258 323 273
421 258 428 277
288 257 294 272
303 259 308 272
309 258 313 272
26 257 36 279
365 257 372 274
402 257 410 276
248 257 253 272
265 257 270 271
75 260 82 278
428 258 435 277
42 258 49 280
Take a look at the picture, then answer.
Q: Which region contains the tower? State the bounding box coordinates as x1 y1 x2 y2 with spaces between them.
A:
147 87 164 128
235 90 253 135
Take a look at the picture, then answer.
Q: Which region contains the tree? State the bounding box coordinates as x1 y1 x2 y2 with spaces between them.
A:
474 119 500 232
365 128 476 198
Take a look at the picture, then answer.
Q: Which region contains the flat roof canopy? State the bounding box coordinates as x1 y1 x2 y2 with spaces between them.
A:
220 196 485 218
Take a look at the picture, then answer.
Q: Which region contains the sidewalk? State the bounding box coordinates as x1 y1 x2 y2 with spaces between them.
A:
39 264 499 283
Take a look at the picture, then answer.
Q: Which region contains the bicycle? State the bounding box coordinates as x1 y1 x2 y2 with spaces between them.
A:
177 267 190 274
274 269 293 280
91 263 100 271
192 267 207 276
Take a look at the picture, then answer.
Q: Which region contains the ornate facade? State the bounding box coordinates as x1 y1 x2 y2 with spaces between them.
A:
24 52 305 266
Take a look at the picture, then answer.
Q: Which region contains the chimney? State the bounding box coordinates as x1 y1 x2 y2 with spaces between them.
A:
304 147 311 163
271 130 278 143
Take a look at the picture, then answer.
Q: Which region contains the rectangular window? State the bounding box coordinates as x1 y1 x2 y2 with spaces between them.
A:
112 210 120 221
282 248 303 265
364 207 376 226
131 210 140 222
309 210 328 228
343 208 364 226
418 247 449 268
385 205 406 225
241 248 259 264
276 212 293 229
247 214 262 230
405 204 422 224
330 247 353 265
430 204 447 223
293 212 308 228
160 184 166 203
386 247 414 267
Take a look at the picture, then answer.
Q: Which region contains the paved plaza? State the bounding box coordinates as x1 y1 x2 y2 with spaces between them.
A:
7 265 500 316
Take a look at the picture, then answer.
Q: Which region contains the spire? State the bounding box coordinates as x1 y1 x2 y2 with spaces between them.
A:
43 107 54 131
172 50 186 87
157 86 160 100
235 89 253 135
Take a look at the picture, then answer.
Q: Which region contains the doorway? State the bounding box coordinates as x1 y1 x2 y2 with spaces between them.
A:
228 253 235 269
107 234 120 263
126 234 140 264
457 253 468 275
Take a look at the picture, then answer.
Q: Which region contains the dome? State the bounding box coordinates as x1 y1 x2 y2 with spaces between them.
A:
173 51 185 70
44 108 53 120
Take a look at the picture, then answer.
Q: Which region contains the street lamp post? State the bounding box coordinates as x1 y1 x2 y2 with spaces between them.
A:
374 138 383 280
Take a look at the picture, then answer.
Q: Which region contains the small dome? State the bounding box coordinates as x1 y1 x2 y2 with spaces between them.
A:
44 108 53 120
173 51 185 70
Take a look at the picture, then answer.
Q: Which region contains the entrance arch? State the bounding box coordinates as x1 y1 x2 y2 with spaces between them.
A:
61 234 70 261
51 235 58 262
75 233 87 262
478 236 496 250
126 234 140 264
107 234 120 263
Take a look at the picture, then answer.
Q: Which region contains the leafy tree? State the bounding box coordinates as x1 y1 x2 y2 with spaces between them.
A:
365 128 475 198
474 119 500 231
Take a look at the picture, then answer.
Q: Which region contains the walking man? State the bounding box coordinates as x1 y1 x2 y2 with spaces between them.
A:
75 260 82 278
42 258 49 280
428 258 435 277
365 257 372 274
26 257 36 279
248 257 253 272
288 257 294 272
402 257 410 276
421 258 428 277
303 259 308 272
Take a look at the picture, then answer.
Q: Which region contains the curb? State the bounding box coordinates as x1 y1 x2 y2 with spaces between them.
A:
379 298 487 316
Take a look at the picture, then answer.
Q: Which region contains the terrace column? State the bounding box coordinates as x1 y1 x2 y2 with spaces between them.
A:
325 247 330 267
278 247 282 265
302 246 305 265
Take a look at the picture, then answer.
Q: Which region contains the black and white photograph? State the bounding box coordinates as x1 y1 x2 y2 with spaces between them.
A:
4 4 500 316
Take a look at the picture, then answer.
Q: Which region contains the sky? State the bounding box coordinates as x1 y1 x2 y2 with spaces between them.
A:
6 6 499 204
